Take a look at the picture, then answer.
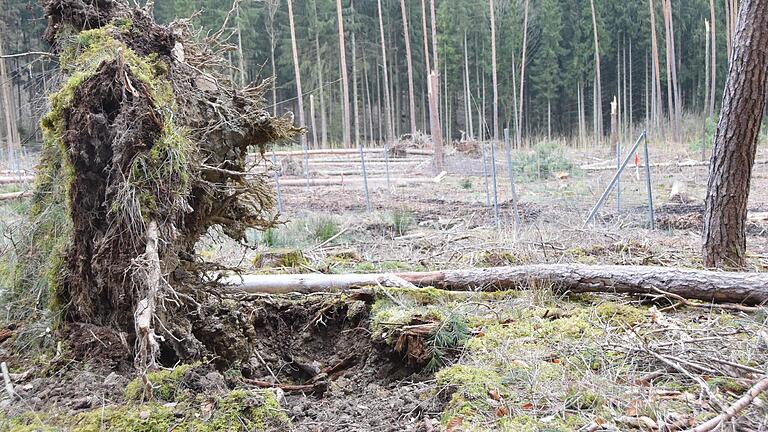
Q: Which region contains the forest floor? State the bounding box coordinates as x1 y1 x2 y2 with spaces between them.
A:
1 140 768 431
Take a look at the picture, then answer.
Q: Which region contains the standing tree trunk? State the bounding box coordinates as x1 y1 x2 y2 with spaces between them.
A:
590 0 603 141
400 0 417 135
709 0 718 117
352 29 360 147
649 0 664 130
703 0 768 269
336 0 351 147
429 0 442 143
705 19 711 120
420 0 432 134
463 31 474 140
287 0 307 152
266 0 279 117
429 72 444 172
377 0 394 144
0 34 18 168
489 0 498 141
517 0 530 148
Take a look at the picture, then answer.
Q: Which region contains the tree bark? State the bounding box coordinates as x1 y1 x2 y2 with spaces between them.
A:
225 264 768 305
400 0 417 135
703 0 768 269
336 0 352 147
709 0 718 117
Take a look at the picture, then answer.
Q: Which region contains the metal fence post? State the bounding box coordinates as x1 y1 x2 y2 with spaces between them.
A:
643 135 656 229
489 140 500 228
383 141 391 191
504 128 522 233
359 144 372 212
481 142 491 207
271 150 284 214
616 138 621 213
584 131 647 226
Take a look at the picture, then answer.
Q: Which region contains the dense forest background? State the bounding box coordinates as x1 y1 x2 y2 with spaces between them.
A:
0 0 741 148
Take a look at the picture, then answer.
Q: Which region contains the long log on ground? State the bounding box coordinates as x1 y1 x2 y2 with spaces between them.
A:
258 147 434 158
278 176 440 187
0 191 31 201
580 158 768 171
225 264 768 305
0 176 34 185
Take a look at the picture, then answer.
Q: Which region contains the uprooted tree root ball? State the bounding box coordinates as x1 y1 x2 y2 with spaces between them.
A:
6 0 300 370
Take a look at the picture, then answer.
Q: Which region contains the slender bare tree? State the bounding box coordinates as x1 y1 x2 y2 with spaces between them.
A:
377 0 394 143
517 0 530 147
489 0 498 141
0 33 18 167
286 0 307 152
590 0 603 141
648 0 663 129
336 0 351 147
703 0 768 268
265 0 279 117
399 0 417 135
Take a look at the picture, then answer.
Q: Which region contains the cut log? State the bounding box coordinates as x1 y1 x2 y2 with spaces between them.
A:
0 176 34 185
0 191 31 201
221 273 417 294
225 264 768 305
581 159 768 171
278 175 442 187
263 147 434 158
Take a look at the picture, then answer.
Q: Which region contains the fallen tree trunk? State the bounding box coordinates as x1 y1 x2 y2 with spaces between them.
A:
0 191 31 201
278 176 440 187
225 264 768 305
263 147 434 158
0 176 34 185
580 158 768 171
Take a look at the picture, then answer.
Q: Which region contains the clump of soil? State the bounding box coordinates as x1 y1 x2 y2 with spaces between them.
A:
5 0 300 368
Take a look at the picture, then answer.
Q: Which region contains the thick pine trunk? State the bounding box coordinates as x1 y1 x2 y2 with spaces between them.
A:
703 0 768 269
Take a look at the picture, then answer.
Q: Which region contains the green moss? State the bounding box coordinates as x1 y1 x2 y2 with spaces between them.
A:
707 376 749 394
595 302 647 326
75 403 176 432
251 248 307 269
4 388 290 432
125 363 194 401
476 250 523 267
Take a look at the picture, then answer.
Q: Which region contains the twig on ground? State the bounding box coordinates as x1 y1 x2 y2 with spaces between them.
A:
684 376 768 432
1 362 16 399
